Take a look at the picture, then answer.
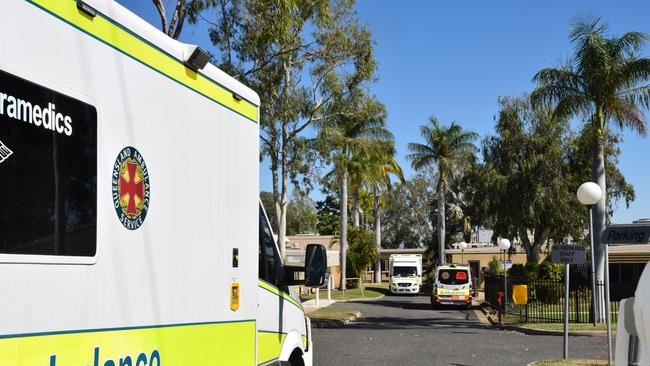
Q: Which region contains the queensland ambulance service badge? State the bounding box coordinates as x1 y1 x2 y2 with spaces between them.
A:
112 147 150 230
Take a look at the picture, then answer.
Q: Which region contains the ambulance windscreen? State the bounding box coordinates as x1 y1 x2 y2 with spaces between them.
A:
438 269 469 285
393 266 417 277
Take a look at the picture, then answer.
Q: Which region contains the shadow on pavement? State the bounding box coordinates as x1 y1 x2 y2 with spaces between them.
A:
341 298 475 312
347 316 487 330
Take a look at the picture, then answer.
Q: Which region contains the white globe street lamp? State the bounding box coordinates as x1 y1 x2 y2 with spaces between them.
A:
459 241 468 264
577 182 611 363
577 182 603 206
498 238 511 313
498 238 511 251
577 182 603 327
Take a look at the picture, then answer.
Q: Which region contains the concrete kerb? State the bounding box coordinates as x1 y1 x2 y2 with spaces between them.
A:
481 304 609 337
305 295 385 328
335 294 386 303
309 310 362 328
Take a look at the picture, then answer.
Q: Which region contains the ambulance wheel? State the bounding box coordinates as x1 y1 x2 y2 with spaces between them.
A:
289 350 305 366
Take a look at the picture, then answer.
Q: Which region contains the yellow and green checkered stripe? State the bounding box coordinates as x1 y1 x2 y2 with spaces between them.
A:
0 320 256 365
257 330 286 365
258 279 303 310
257 331 307 366
25 0 259 123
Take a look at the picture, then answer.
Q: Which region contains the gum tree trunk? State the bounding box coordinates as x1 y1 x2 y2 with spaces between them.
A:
437 185 446 265
339 169 348 290
373 188 382 283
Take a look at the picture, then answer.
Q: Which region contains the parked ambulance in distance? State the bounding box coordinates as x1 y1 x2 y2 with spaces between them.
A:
431 264 473 308
389 254 423 294
0 1 326 365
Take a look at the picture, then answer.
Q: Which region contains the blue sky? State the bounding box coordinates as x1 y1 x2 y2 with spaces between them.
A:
118 0 650 224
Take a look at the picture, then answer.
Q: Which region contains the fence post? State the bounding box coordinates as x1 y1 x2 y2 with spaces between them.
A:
574 286 580 323
327 274 332 301
525 302 528 323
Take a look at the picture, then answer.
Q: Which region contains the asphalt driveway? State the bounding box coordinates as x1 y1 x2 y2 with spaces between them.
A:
312 293 610 366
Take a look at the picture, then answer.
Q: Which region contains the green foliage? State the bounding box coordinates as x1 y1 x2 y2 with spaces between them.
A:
508 264 527 279
524 262 539 280
345 226 377 287
467 97 576 261
286 189 317 235
464 95 634 262
508 262 539 282
151 0 216 39
538 260 565 282
531 16 650 139
568 126 636 218
536 283 564 304
531 17 649 289
316 194 340 235
201 0 378 249
382 168 435 249
488 256 503 274
260 191 278 233
407 117 478 263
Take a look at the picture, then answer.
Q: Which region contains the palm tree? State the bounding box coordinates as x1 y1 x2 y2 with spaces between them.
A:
368 154 404 283
407 117 478 265
348 152 373 228
531 16 650 320
318 96 392 290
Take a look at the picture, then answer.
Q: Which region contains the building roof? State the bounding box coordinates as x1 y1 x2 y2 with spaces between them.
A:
609 244 650 264
285 235 338 250
446 246 528 254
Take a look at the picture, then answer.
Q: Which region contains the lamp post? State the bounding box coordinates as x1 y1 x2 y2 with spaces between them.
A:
577 182 603 326
498 238 511 311
459 241 467 264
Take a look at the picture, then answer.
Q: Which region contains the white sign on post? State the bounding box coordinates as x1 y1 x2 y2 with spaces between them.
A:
551 245 586 265
550 244 586 360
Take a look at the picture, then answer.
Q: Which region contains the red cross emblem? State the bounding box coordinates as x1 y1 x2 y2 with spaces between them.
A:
119 160 144 217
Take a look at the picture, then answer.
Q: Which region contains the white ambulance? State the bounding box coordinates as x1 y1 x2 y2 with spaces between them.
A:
0 1 326 365
389 254 422 294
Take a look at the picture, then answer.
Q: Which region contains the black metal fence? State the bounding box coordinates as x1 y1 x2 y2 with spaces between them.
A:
484 273 636 323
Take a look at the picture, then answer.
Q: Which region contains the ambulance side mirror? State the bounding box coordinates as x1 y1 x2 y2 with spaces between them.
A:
304 244 327 287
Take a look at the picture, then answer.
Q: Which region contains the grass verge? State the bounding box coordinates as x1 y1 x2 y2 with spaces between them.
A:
519 323 613 332
301 284 387 302
306 306 360 320
501 314 614 332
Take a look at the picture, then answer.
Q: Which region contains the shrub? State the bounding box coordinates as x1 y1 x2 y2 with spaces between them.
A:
536 283 564 304
345 226 377 288
538 260 564 282
508 264 527 283
488 256 503 274
508 262 539 283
